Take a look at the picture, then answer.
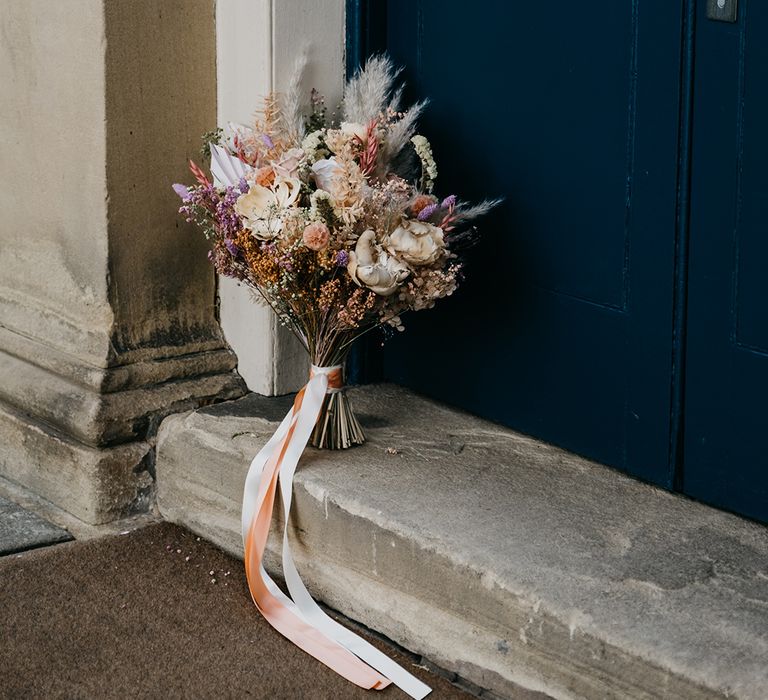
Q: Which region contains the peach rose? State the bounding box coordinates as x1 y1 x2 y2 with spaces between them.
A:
272 148 305 179
302 222 330 251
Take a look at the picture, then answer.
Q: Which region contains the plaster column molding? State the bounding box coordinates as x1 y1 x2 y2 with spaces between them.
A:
216 0 346 395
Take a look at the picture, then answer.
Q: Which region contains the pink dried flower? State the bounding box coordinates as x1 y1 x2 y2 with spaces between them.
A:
302 222 330 251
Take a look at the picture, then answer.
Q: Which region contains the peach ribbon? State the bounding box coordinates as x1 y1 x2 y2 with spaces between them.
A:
241 365 431 699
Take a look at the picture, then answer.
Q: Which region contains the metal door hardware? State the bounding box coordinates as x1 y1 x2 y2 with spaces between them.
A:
707 0 738 22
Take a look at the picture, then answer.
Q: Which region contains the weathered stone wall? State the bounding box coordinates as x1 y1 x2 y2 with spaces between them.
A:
104 0 223 362
0 0 112 364
0 0 245 523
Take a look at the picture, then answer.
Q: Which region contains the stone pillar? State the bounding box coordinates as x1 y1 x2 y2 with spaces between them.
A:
0 0 245 524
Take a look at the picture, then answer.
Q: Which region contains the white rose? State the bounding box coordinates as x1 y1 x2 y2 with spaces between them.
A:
348 230 410 296
234 176 302 240
341 121 368 143
385 218 445 266
311 158 342 192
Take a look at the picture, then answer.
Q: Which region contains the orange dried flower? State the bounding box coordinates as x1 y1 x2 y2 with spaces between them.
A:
410 194 437 217
254 166 275 187
318 279 341 310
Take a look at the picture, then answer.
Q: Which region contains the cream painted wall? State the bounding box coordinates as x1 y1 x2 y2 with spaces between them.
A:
215 0 346 395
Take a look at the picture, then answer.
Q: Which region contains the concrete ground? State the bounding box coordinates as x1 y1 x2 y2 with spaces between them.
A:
0 495 72 554
156 385 768 700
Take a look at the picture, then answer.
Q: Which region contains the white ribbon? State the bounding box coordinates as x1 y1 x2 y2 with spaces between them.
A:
241 367 431 699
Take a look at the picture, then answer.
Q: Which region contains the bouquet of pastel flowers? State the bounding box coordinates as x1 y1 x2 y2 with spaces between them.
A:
173 56 499 698
174 56 497 449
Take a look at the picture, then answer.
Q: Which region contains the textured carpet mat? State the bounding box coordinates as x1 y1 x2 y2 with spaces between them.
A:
0 521 472 699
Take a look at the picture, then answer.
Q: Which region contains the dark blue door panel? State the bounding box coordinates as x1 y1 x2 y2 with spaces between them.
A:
379 1 684 483
684 1 768 521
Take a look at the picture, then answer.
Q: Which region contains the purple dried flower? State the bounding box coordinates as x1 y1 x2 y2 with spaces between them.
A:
417 203 439 221
335 250 350 267
238 177 249 194
262 134 275 150
225 239 239 256
441 194 456 209
172 183 191 200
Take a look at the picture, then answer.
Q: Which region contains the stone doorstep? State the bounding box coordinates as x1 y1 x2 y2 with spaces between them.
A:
155 386 768 700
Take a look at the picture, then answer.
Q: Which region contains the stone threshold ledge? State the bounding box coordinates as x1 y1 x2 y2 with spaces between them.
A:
156 385 768 700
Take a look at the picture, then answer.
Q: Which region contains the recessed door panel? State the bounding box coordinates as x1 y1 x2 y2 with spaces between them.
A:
378 0 683 481
684 0 768 522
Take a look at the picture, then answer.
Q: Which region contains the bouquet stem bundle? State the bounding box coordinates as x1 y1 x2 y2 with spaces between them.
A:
310 374 365 449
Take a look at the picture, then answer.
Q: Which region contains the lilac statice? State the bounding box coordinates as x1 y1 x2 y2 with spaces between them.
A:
214 186 242 240
441 194 456 209
417 203 439 221
335 250 349 267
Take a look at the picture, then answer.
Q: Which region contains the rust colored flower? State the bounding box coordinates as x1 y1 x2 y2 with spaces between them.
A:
302 222 330 251
410 194 437 217
254 166 275 187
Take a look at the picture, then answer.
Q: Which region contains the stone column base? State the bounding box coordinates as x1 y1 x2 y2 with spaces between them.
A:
0 328 246 524
0 403 152 525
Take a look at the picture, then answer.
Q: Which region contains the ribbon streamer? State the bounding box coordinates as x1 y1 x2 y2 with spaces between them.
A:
241 365 432 699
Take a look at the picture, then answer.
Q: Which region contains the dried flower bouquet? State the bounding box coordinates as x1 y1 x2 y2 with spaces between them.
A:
174 56 498 449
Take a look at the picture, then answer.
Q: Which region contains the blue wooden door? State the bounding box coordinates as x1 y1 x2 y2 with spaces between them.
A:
362 0 685 486
683 1 768 522
351 1 768 523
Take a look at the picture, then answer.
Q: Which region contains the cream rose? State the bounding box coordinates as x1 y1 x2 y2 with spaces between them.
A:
311 158 342 192
340 121 368 143
234 176 301 240
348 230 410 296
385 218 445 266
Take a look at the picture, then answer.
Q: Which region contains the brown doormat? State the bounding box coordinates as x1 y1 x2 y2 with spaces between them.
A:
0 522 473 700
